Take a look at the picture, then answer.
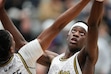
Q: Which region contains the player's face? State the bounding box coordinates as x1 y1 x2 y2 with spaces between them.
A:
67 26 87 52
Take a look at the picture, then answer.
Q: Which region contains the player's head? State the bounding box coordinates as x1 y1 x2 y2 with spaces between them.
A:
67 21 88 52
0 30 15 65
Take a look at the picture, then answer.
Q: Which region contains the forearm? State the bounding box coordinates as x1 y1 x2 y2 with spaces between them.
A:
86 0 104 61
53 0 90 30
0 8 27 49
88 0 104 25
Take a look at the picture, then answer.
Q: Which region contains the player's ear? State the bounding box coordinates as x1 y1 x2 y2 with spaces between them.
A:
10 46 15 54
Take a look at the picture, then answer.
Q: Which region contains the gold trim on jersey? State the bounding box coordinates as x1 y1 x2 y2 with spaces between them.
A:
18 53 32 74
74 55 79 74
0 56 13 67
59 57 68 61
58 70 70 74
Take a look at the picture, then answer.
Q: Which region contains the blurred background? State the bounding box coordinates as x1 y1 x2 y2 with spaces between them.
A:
0 0 111 74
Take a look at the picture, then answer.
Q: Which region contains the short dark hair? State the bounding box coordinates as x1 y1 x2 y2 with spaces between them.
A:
75 21 88 26
0 30 12 61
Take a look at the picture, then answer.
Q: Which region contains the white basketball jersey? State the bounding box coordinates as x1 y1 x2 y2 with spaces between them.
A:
0 39 43 74
0 54 31 74
48 52 82 74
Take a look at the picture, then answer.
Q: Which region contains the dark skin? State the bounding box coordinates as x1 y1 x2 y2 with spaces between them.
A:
77 1 104 74
0 0 104 74
38 1 104 71
0 0 90 67
47 0 104 74
65 0 104 74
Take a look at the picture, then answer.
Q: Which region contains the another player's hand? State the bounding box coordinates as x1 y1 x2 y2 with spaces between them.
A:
0 0 5 9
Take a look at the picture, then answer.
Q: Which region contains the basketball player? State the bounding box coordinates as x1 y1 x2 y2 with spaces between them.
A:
0 0 90 74
48 0 104 74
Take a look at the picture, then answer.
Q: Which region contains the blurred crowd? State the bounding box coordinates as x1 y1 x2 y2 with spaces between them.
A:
0 0 111 74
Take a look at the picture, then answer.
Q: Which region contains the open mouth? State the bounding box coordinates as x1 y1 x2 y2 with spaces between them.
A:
70 38 77 44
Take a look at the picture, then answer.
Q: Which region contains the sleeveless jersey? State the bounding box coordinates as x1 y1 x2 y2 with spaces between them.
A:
48 52 82 74
0 39 43 74
0 54 30 74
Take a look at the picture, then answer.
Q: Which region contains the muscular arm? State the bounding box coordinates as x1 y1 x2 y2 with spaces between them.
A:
0 8 27 50
78 0 104 73
86 0 104 64
37 0 90 51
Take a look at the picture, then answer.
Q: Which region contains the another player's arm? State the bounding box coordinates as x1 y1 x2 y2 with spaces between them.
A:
0 0 27 50
37 0 90 51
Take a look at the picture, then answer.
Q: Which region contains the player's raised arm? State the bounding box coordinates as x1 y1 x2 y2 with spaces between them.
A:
86 0 104 64
78 0 104 73
0 0 27 50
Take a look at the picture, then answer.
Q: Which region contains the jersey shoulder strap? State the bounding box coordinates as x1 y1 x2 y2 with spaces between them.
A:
17 53 32 74
74 52 82 74
74 55 79 74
